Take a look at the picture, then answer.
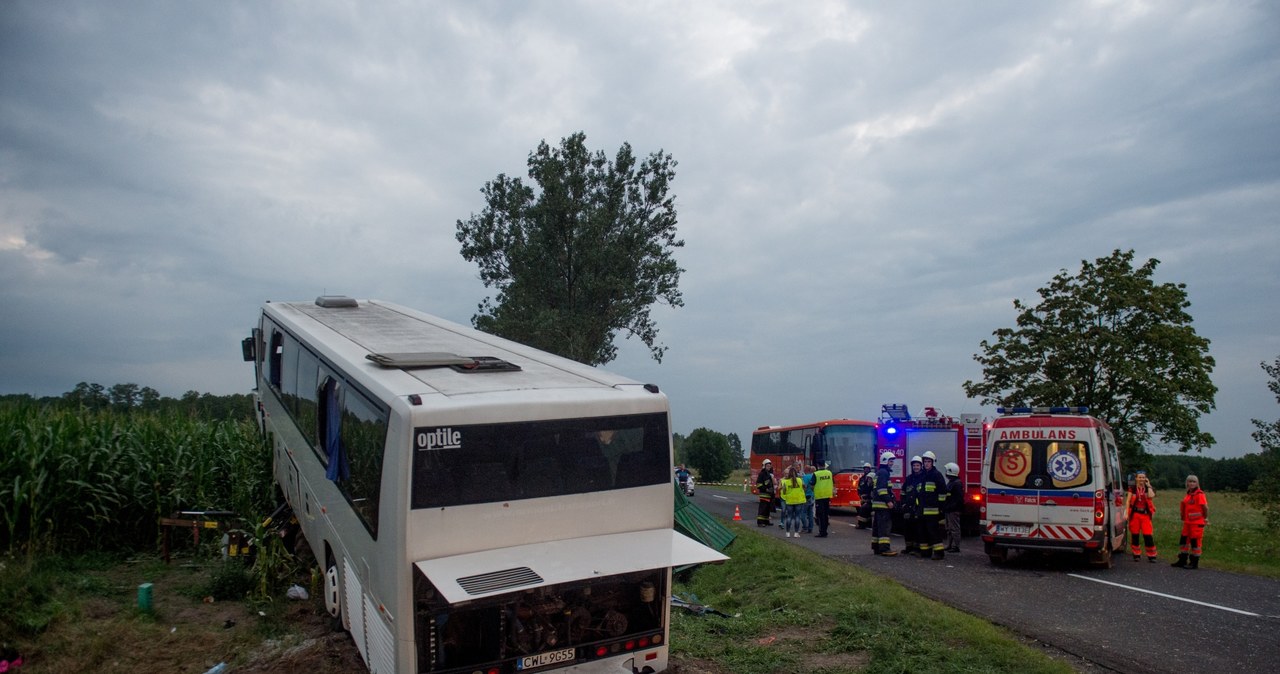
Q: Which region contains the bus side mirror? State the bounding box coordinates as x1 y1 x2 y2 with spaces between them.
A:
242 336 256 362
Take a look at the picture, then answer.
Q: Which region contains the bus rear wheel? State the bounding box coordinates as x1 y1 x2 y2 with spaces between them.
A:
324 553 344 627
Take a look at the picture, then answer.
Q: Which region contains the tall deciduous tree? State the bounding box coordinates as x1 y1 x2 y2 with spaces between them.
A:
962 249 1216 465
1246 356 1280 527
684 428 734 483
456 132 684 365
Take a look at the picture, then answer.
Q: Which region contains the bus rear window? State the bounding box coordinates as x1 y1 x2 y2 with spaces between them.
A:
990 440 1091 489
410 413 670 509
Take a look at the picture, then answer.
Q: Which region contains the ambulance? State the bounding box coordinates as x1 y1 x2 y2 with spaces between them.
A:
979 407 1127 567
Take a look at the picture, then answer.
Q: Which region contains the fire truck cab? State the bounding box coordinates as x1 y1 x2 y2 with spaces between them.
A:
980 407 1127 568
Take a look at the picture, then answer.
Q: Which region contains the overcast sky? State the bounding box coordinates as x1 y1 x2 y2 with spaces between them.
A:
2 1 1277 460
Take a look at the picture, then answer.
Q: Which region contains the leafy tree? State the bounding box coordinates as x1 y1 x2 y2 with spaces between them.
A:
456 132 684 365
64 381 109 410
684 428 734 483
726 432 745 469
672 432 687 466
1246 356 1280 527
109 382 141 411
963 249 1216 466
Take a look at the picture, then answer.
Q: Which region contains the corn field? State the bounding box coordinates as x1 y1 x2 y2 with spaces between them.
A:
0 399 274 554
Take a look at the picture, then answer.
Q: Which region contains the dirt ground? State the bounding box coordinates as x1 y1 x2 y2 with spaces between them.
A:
14 553 365 674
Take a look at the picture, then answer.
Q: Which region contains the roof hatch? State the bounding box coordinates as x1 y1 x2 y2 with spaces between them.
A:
365 352 522 373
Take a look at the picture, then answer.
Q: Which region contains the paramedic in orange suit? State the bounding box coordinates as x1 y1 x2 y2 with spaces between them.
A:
1171 474 1209 569
1126 471 1158 562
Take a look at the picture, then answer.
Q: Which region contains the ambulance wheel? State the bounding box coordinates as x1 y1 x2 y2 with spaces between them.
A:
1091 541 1114 569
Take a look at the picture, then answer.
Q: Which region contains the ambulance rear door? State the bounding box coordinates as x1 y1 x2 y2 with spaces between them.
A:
987 430 1095 538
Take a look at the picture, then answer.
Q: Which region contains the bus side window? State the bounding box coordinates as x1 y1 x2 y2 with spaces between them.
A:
268 330 284 389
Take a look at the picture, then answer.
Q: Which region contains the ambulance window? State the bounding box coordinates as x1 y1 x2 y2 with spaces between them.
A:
1045 442 1090 489
991 442 1033 488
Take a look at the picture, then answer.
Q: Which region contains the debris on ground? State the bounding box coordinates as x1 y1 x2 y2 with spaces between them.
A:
670 593 738 618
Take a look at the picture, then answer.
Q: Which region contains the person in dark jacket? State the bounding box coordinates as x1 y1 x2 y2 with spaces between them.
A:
943 462 964 553
856 463 873 529
919 451 947 560
755 459 775 527
871 452 898 556
901 456 923 556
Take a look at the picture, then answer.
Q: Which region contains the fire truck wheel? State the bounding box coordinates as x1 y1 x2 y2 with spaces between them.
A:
985 542 1008 565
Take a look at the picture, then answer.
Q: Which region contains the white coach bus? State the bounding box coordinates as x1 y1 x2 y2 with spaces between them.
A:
242 296 726 674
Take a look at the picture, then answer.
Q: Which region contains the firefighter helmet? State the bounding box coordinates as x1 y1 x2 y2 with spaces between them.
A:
910 455 922 465
862 462 872 470
879 451 895 465
945 462 960 477
922 451 937 462
762 459 772 466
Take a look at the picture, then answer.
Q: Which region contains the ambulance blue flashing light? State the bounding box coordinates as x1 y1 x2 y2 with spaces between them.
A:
996 406 1089 415
885 426 898 435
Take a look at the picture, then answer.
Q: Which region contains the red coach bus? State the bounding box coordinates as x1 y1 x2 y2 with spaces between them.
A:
749 420 878 508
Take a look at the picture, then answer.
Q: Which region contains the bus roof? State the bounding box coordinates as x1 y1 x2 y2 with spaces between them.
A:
751 419 877 435
264 299 652 400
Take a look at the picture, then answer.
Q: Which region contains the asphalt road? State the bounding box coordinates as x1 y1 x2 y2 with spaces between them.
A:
695 488 1280 673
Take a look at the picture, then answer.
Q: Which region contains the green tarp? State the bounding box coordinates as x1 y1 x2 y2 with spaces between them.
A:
673 481 736 553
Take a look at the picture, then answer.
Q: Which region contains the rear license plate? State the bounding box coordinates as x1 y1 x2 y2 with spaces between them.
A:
997 524 1031 536
518 647 576 670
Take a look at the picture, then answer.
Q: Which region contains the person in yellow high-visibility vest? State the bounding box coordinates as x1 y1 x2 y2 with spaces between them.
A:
813 463 834 537
779 465 808 538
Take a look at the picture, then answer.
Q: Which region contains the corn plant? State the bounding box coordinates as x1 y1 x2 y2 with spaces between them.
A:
0 400 273 555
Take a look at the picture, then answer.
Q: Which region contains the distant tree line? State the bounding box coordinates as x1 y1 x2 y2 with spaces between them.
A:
1129 453 1262 493
1 381 255 423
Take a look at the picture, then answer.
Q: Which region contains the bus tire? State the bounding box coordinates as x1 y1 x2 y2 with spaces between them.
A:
324 552 344 627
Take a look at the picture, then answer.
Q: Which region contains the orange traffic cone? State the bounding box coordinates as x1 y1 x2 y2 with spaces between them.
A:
733 505 742 521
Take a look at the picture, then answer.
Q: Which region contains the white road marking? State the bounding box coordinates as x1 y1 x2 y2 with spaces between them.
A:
712 494 729 500
1067 574 1262 617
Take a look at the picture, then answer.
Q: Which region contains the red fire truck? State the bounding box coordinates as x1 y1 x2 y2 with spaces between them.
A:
874 404 988 533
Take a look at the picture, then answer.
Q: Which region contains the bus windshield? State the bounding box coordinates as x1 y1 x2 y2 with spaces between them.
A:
820 425 877 473
411 413 670 508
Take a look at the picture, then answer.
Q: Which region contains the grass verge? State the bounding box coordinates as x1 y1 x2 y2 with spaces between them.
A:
671 527 1073 674
1151 490 1280 577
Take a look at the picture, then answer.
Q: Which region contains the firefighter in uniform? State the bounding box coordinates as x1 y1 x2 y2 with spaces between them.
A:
901 456 923 556
919 451 948 560
755 459 776 527
872 452 898 556
1127 470 1158 562
813 462 834 537
943 462 964 553
856 463 874 529
1172 474 1209 569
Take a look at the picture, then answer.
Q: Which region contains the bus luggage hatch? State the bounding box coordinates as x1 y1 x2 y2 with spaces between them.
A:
413 528 727 605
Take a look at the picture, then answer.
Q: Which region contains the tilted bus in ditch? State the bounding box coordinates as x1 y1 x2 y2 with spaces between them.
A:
242 296 726 673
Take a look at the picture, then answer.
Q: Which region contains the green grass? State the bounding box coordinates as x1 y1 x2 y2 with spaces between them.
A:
1151 490 1280 577
672 528 1072 674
